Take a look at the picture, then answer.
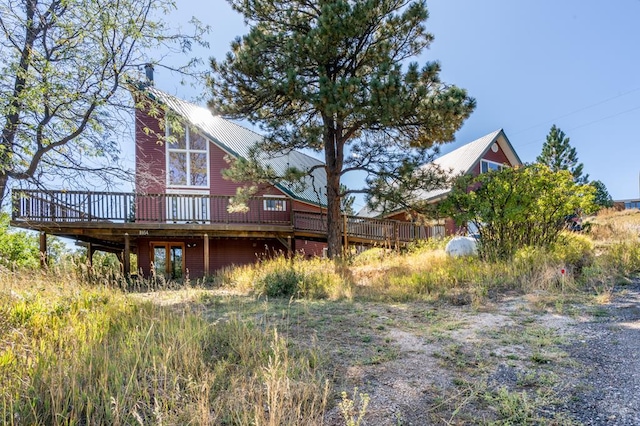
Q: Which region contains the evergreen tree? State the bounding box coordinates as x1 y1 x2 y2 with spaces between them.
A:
210 0 475 257
590 180 614 208
537 125 588 184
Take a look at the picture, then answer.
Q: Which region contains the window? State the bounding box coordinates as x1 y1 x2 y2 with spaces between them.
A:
151 242 184 279
167 124 209 188
480 159 505 174
263 196 287 211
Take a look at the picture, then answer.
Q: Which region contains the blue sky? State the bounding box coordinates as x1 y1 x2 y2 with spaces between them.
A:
152 0 640 208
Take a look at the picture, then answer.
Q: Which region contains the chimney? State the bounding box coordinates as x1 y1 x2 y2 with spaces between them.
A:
144 63 154 85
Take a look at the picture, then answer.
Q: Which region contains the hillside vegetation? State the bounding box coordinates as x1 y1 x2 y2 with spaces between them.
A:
1 209 639 424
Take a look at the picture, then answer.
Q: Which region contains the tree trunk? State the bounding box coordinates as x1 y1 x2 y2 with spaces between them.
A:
0 173 8 206
325 166 343 258
324 120 344 259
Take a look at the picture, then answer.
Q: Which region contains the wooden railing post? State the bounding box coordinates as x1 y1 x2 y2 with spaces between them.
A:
203 234 210 276
123 233 130 277
39 232 47 269
87 192 92 221
343 214 348 252
394 221 400 251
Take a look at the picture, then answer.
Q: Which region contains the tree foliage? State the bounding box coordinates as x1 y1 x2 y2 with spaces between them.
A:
0 0 208 203
590 180 614 209
536 125 588 184
441 164 596 261
0 213 67 268
210 0 475 257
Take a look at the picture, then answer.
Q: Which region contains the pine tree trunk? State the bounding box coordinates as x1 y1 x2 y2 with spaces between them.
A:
324 122 344 259
325 167 343 258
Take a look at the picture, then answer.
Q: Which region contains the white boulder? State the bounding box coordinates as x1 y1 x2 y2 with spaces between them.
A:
445 236 478 257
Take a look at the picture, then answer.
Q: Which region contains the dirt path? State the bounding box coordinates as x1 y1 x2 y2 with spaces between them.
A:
323 284 640 425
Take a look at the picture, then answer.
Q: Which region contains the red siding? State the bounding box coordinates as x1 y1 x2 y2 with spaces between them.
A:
135 106 166 194
136 236 289 278
296 239 326 258
133 103 328 273
471 142 513 175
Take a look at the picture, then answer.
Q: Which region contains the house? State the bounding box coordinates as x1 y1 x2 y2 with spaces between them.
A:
358 129 522 234
11 80 443 278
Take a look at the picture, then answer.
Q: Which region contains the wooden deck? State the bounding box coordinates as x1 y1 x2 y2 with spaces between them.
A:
11 190 442 249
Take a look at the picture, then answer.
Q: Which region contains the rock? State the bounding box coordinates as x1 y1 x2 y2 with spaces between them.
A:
445 236 478 257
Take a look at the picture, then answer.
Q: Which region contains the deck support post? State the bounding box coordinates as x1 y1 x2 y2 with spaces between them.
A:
39 232 47 269
343 214 349 255
123 233 130 277
87 243 94 268
203 234 210 276
394 221 400 251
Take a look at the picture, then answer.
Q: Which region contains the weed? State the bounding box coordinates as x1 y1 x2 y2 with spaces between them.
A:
339 387 370 426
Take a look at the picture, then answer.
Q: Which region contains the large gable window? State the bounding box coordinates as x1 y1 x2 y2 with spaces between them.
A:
167 124 209 188
480 159 505 174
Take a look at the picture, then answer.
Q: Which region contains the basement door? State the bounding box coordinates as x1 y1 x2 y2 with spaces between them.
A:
151 242 184 279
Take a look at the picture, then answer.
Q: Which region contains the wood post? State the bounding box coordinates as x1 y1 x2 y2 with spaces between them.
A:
87 242 94 268
203 234 210 276
123 233 130 277
394 221 400 251
343 214 348 255
39 232 47 268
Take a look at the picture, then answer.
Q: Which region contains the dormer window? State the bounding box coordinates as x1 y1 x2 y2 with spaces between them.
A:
167 124 209 188
480 159 505 174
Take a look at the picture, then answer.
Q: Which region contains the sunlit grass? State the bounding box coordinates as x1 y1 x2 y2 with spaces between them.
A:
0 273 328 425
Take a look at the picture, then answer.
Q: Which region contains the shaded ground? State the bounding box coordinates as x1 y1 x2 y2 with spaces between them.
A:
135 281 640 425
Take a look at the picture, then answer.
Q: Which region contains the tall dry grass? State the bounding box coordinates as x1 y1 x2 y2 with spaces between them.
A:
0 270 328 425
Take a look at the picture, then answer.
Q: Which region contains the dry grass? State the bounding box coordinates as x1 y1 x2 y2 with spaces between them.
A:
0 271 328 425
2 209 640 424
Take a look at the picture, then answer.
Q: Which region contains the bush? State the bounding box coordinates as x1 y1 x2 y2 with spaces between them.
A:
220 254 352 300
551 232 594 267
442 164 596 261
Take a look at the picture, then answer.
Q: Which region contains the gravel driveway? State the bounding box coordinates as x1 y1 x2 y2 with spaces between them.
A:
562 282 640 425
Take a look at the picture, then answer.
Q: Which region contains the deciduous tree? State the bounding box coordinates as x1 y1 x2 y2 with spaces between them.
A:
0 0 208 203
442 164 596 261
210 0 475 257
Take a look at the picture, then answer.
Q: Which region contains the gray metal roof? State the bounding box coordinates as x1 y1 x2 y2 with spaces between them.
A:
358 129 522 217
144 86 327 207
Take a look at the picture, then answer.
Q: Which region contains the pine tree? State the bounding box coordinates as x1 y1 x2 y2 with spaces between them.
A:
210 0 475 257
590 180 614 208
537 125 588 184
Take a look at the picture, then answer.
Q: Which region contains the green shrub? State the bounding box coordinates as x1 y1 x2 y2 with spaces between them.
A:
258 267 302 297
551 232 594 266
220 254 351 300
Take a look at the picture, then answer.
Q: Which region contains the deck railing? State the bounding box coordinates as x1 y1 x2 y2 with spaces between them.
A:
12 189 441 244
12 190 292 225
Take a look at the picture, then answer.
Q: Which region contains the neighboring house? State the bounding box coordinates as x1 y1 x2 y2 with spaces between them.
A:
358 129 522 235
614 199 640 210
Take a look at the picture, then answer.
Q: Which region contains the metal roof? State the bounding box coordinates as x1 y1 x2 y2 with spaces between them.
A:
358 129 522 217
144 86 327 207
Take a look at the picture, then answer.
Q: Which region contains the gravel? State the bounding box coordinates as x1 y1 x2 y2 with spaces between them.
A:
561 282 640 425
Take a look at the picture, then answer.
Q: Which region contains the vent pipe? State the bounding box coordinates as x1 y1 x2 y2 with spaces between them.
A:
144 63 154 85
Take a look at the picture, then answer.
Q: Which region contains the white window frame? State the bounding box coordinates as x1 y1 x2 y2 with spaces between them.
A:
166 122 210 189
263 195 287 211
480 159 505 174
